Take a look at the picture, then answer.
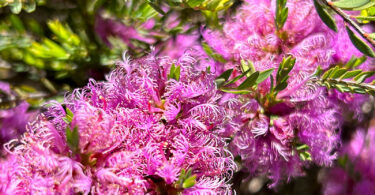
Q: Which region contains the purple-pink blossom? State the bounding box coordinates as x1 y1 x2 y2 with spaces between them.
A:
0 52 236 194
202 0 358 185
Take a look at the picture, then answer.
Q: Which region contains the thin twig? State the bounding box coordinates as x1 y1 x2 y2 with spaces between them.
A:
322 0 375 48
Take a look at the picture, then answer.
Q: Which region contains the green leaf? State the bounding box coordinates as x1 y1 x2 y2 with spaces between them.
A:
168 64 181 81
299 151 312 161
47 20 80 46
217 69 233 82
182 175 197 189
274 81 288 92
240 59 255 76
296 144 309 151
340 70 362 79
353 71 375 83
322 66 339 80
314 66 324 77
9 15 25 33
66 126 80 154
346 26 375 57
215 78 226 87
220 88 251 94
175 65 181 81
202 43 226 63
353 1 375 10
275 0 289 30
256 68 274 84
216 69 233 87
356 16 375 22
333 0 370 9
237 71 259 90
225 69 252 85
313 0 337 32
344 56 367 69
186 0 205 7
331 68 347 79
63 107 74 124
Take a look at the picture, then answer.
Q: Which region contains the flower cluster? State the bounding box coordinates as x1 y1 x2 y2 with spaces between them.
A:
322 127 375 195
202 0 368 185
0 52 235 194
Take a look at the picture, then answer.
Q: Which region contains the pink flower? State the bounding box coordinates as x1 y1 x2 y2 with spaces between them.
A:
0 52 236 194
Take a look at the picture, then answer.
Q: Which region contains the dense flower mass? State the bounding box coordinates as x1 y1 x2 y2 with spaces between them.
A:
322 127 375 195
202 0 369 185
0 52 236 194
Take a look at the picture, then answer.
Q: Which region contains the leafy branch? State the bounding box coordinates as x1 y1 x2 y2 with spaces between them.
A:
275 0 289 30
312 65 375 95
314 0 375 57
216 56 296 102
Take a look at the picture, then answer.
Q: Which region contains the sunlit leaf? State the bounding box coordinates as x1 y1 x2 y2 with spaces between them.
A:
346 26 375 57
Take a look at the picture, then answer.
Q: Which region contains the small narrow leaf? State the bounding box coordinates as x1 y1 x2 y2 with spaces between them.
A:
175 65 181 81
353 71 375 83
225 69 252 85
202 43 226 63
65 107 74 123
314 66 324 77
66 126 80 154
256 68 274 84
220 88 251 94
240 59 255 76
168 64 181 81
296 144 310 151
215 78 226 87
344 56 367 69
339 70 362 80
237 72 259 90
313 0 338 32
217 69 233 81
299 151 312 161
322 66 338 80
331 68 347 79
274 81 288 92
182 175 197 189
346 26 375 57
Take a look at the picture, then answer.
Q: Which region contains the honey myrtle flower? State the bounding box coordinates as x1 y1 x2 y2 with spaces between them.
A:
0 52 236 194
203 0 348 185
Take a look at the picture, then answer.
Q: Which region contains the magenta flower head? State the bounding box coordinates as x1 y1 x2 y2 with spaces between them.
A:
202 0 349 186
0 51 236 194
322 127 375 195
